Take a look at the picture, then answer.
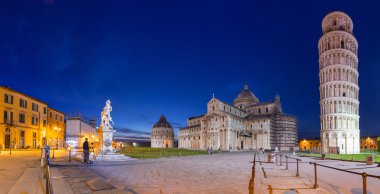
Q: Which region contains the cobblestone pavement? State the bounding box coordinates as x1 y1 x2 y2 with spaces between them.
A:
0 150 41 194
293 156 380 194
55 151 331 194
3 150 378 193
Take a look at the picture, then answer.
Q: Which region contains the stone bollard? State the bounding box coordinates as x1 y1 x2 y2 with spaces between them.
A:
267 153 275 163
366 154 374 165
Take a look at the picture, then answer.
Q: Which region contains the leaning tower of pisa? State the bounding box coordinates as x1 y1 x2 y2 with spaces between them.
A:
319 11 360 154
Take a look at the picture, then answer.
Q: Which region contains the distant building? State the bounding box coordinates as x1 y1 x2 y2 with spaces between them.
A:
150 115 174 148
66 117 99 148
178 84 298 151
299 139 321 152
360 137 379 151
0 86 65 149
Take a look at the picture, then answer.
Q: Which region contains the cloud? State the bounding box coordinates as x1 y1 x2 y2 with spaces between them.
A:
114 127 150 134
113 127 151 138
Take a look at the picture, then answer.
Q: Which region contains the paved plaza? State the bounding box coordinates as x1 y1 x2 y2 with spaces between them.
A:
2 150 380 194
52 152 332 194
0 150 41 194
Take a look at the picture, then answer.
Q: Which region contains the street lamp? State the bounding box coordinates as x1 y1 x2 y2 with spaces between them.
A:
52 127 62 159
68 146 72 162
303 139 308 151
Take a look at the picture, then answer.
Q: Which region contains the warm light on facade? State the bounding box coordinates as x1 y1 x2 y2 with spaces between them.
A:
299 139 321 152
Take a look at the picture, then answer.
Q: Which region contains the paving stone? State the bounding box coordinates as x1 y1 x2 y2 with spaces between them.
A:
86 178 115 191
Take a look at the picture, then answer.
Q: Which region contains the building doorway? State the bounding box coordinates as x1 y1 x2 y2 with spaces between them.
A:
33 132 37 148
20 130 25 148
166 143 168 148
5 134 11 148
241 141 244 149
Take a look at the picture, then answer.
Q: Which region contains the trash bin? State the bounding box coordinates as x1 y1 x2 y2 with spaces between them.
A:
267 153 276 163
366 154 374 165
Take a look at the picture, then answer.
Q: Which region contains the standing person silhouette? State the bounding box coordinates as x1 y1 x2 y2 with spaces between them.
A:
83 138 90 164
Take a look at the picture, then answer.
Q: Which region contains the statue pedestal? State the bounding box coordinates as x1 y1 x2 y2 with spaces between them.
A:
98 124 118 154
99 127 114 154
98 126 131 161
96 153 133 161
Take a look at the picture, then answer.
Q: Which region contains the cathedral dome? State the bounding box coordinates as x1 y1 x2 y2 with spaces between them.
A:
151 114 174 148
233 84 259 109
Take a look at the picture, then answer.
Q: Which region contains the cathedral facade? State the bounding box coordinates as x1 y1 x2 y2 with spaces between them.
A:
178 85 298 151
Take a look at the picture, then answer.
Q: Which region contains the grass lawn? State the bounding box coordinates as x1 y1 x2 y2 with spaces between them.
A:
118 147 209 159
298 153 380 163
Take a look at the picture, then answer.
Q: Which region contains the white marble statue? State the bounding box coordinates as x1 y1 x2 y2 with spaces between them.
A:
99 99 115 153
96 100 130 160
101 99 114 129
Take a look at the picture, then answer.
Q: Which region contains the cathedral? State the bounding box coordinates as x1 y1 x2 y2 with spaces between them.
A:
178 84 298 151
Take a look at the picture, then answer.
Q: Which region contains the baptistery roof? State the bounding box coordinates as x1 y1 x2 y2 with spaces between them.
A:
153 114 173 128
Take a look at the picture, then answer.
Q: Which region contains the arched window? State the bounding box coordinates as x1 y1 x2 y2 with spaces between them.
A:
342 92 346 97
341 40 344 49
258 108 261 114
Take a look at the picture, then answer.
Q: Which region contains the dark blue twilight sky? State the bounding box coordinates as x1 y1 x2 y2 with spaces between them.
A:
1 0 380 139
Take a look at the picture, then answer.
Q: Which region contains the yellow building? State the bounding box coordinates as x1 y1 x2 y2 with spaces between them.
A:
47 108 66 149
360 137 379 151
299 139 321 152
0 86 65 149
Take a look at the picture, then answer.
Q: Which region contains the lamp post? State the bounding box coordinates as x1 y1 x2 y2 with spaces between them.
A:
9 135 12 155
303 139 307 151
68 146 72 162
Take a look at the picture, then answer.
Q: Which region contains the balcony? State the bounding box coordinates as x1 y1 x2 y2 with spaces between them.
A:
5 120 14 126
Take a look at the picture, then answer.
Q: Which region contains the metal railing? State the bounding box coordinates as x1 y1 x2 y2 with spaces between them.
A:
248 154 256 194
284 155 301 177
43 150 54 194
309 162 380 194
45 163 54 194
